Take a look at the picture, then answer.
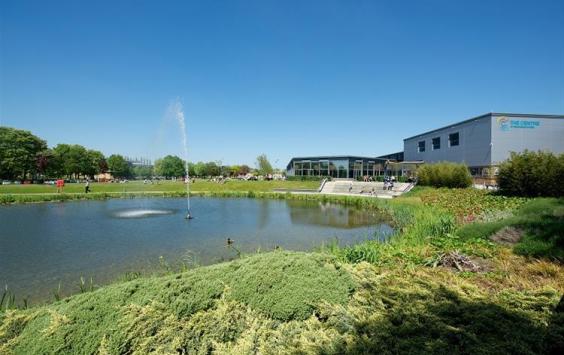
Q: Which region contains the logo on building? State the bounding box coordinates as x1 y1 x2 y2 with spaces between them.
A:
497 116 510 131
497 116 540 131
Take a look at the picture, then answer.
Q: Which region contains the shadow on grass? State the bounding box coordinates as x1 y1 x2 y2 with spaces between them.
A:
323 283 559 354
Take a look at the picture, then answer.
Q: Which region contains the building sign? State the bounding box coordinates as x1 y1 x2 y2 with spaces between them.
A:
497 116 540 131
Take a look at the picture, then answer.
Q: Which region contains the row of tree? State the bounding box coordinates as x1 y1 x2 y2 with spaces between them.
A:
0 127 275 181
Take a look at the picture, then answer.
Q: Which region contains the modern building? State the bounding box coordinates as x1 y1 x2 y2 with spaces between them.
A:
286 112 563 180
403 113 564 177
287 156 389 179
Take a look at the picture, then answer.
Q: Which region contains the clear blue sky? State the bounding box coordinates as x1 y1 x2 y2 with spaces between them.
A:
1 0 563 168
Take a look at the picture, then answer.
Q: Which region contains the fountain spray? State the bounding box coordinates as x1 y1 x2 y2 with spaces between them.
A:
171 98 192 219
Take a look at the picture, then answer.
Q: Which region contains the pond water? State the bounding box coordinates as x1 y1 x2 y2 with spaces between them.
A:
0 197 393 302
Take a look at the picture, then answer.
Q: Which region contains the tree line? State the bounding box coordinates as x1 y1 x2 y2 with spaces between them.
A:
0 127 274 181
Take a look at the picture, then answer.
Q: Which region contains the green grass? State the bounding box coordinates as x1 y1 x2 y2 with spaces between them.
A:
457 198 564 261
0 179 319 194
0 180 321 204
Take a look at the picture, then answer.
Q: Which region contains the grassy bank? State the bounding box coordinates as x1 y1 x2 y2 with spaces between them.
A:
1 188 563 354
0 180 320 204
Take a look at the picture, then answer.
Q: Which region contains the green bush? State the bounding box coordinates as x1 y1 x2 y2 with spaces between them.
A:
498 150 564 197
416 162 472 188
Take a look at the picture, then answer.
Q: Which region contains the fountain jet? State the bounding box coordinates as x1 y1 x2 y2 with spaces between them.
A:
170 98 192 220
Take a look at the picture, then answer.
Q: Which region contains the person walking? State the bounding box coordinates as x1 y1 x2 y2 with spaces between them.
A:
84 179 90 193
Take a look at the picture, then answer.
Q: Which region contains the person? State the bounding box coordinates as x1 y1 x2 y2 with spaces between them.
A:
349 181 353 192
56 179 64 193
84 179 90 193
383 178 388 190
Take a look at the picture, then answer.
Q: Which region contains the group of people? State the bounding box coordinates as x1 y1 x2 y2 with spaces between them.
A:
383 176 395 191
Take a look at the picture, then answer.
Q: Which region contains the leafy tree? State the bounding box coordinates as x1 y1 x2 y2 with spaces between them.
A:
154 155 185 178
204 161 220 177
239 164 251 175
193 162 206 177
36 149 55 177
132 165 154 179
230 165 241 176
0 127 48 180
107 154 131 179
256 154 273 176
52 144 89 178
498 150 564 197
220 165 231 177
84 150 106 178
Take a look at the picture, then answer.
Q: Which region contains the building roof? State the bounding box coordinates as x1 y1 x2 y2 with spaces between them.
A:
403 112 564 141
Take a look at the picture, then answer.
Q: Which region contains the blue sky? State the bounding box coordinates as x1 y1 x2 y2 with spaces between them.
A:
1 0 563 168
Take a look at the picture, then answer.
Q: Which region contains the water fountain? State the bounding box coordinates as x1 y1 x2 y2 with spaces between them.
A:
170 99 193 220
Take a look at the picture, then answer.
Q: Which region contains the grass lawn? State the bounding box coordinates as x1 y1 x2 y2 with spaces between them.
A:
0 180 321 203
0 179 320 195
1 188 563 353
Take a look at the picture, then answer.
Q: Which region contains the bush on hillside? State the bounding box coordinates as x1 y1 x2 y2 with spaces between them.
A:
498 150 564 197
416 162 472 188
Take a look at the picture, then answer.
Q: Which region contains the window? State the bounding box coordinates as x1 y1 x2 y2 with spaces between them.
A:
432 137 441 150
418 141 425 152
449 132 459 147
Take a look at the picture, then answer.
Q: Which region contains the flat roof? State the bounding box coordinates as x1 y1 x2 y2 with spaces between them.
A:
403 112 564 141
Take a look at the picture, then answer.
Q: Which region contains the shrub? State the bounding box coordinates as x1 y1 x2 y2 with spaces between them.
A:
498 150 564 197
417 162 472 188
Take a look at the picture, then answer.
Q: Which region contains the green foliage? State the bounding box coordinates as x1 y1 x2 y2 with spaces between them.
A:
498 150 564 197
0 127 48 180
154 155 185 178
417 162 473 188
0 252 354 353
457 198 564 261
131 165 153 179
416 187 527 220
107 154 131 178
256 154 273 175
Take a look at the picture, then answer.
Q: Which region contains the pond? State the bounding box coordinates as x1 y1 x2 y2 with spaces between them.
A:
0 197 393 302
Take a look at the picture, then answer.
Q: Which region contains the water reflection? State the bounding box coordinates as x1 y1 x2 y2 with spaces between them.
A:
287 200 388 228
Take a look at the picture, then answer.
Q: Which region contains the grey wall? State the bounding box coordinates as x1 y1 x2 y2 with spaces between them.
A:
491 115 564 164
404 115 492 167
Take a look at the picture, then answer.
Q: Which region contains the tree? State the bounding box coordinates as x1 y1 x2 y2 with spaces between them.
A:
0 127 48 180
84 150 106 178
239 164 251 175
154 155 185 178
204 161 220 177
36 149 54 177
193 162 206 177
52 144 89 178
256 154 273 176
132 165 153 179
230 165 241 176
107 154 131 179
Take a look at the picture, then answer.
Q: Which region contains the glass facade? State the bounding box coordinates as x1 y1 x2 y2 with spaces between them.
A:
291 157 387 178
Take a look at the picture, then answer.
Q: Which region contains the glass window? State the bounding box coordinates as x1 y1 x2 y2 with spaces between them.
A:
320 161 328 175
449 132 459 147
432 137 440 150
418 141 425 152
